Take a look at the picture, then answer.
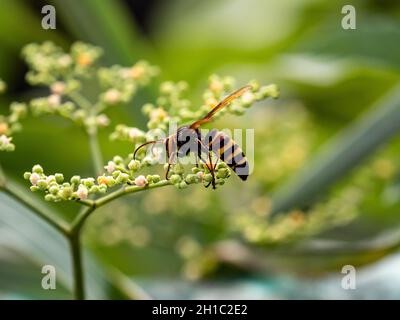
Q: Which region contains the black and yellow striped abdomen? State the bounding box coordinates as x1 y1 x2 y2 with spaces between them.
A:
203 129 249 181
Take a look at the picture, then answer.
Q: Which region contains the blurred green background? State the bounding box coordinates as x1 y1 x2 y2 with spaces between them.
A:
1 0 400 299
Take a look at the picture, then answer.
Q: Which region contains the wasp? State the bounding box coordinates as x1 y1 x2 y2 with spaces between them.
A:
133 85 251 189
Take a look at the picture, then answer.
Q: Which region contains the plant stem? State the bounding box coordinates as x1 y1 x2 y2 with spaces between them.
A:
68 91 92 110
0 164 6 186
88 127 104 176
97 180 172 207
70 180 172 234
69 91 104 175
69 232 85 300
70 206 95 235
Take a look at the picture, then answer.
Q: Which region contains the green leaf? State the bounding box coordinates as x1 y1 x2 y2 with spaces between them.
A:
271 84 400 215
49 0 151 64
0 185 150 299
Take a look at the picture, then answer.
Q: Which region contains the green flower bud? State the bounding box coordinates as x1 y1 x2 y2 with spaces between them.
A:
142 103 154 115
99 185 107 193
32 164 43 174
59 186 73 199
142 156 155 166
216 162 227 170
204 174 213 183
147 120 158 129
216 168 230 179
113 155 124 164
151 175 161 183
49 185 59 195
217 179 225 185
46 175 56 183
37 179 48 190
106 176 116 187
112 170 121 179
55 173 64 183
71 175 81 184
248 80 260 91
191 167 201 174
173 164 184 175
0 79 6 93
82 178 95 187
185 174 198 184
89 185 99 193
178 181 188 189
116 173 129 184
128 159 141 171
230 104 245 115
170 174 181 184
146 175 153 183
30 186 39 192
5 144 15 152
23 172 31 180
45 194 56 202
261 84 279 99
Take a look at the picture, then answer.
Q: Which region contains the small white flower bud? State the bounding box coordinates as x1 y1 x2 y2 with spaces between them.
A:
105 161 116 174
48 94 61 108
29 173 41 185
104 89 121 105
134 175 147 187
196 171 204 181
50 81 66 95
46 175 56 184
128 128 142 140
77 185 88 200
0 134 11 146
96 114 110 127
241 91 254 106
58 54 72 68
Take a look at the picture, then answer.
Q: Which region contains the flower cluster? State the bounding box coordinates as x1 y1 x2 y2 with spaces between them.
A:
167 161 231 190
22 42 158 133
24 153 232 202
22 161 148 202
0 79 27 151
110 74 279 147
19 41 278 204
23 41 102 85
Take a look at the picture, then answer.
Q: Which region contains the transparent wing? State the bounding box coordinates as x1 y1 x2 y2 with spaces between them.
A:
190 85 252 129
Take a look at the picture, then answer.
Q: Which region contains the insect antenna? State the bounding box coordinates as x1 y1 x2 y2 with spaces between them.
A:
133 139 163 160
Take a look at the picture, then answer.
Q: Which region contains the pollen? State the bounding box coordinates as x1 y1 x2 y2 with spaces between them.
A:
0 122 9 135
76 53 92 67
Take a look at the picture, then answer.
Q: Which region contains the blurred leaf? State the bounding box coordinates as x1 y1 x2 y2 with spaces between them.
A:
0 0 66 82
0 184 150 299
295 13 400 71
50 0 151 64
271 84 400 215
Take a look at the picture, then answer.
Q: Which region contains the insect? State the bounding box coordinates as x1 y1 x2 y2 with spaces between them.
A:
133 85 251 189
